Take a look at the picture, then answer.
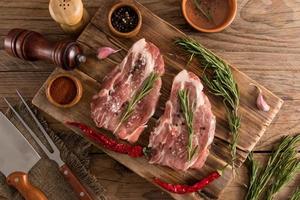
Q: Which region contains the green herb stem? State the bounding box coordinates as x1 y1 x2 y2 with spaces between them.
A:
246 153 260 200
115 72 158 132
178 89 197 161
176 38 240 169
193 0 213 21
266 158 299 200
246 135 300 200
290 187 300 200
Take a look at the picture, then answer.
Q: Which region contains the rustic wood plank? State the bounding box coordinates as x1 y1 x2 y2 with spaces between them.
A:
0 116 289 200
176 0 299 68
0 50 56 72
1 0 299 72
0 71 297 153
90 153 300 200
1 0 300 199
89 154 173 200
31 0 284 198
138 0 300 71
242 70 300 101
0 72 50 111
76 0 283 161
254 100 300 151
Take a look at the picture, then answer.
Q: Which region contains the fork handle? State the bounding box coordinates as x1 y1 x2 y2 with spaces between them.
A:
59 164 94 200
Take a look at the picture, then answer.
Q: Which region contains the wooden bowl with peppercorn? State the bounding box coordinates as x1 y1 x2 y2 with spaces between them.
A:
108 1 142 38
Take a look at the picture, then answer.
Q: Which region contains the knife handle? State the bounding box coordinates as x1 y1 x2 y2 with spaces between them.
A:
60 164 93 200
7 172 48 200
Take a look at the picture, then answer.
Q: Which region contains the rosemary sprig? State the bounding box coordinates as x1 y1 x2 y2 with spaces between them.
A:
115 72 158 132
178 89 196 161
290 187 300 200
176 38 240 168
246 135 300 200
266 158 300 200
193 0 213 21
246 152 260 199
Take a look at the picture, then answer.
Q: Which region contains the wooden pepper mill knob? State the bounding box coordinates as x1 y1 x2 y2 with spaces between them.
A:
4 29 86 70
49 0 90 34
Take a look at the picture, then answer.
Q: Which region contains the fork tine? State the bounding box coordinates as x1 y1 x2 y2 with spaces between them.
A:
16 90 60 154
3 97 52 157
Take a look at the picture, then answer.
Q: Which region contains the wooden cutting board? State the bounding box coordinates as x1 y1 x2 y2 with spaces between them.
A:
32 0 284 199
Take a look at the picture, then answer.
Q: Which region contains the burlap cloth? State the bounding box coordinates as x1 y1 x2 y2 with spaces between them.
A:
0 102 109 200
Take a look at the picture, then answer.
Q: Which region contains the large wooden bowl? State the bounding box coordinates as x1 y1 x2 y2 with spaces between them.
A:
182 0 237 33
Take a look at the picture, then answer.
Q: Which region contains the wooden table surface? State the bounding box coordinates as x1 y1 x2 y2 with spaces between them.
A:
0 0 299 199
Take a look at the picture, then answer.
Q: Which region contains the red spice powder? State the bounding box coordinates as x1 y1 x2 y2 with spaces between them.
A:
49 76 77 105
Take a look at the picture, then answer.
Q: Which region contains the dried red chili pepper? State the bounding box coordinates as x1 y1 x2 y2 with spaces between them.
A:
153 171 221 194
66 121 144 158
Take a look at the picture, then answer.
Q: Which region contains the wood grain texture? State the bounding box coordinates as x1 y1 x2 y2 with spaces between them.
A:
90 153 300 200
0 72 49 111
77 0 283 163
1 0 300 199
32 0 283 199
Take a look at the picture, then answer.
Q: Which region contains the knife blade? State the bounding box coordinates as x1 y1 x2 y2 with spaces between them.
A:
0 112 47 200
7 91 94 200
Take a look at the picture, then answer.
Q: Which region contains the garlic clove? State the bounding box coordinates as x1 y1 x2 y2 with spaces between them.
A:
250 83 270 112
97 47 121 60
257 92 270 112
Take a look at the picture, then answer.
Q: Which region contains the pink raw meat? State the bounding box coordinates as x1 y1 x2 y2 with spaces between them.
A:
91 38 165 143
149 70 216 171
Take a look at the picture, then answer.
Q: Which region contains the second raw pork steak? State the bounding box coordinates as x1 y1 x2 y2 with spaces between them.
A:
149 70 216 171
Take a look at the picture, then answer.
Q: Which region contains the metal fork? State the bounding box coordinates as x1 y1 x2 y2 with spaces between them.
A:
4 90 94 200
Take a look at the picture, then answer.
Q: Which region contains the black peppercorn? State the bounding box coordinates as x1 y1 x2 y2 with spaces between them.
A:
111 6 139 33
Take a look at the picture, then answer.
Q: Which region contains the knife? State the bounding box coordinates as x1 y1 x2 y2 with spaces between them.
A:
0 112 48 200
4 91 94 200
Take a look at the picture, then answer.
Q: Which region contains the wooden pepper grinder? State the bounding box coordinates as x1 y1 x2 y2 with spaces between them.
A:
49 0 90 34
4 29 86 70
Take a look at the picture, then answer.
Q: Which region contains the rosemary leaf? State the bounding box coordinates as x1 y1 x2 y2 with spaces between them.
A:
246 152 261 200
290 187 300 200
193 0 213 21
178 89 195 161
115 72 158 132
176 38 240 168
266 158 299 200
246 135 300 200
190 145 199 160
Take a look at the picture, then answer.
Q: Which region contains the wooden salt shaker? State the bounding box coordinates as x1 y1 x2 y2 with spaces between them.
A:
49 0 90 34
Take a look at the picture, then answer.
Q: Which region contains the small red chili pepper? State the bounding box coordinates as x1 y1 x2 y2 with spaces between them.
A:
66 121 144 158
153 171 221 194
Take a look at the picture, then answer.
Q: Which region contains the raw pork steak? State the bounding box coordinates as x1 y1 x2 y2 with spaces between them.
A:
149 70 216 171
91 39 165 143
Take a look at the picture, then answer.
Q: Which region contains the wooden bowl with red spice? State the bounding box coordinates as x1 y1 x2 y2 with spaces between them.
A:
182 0 237 33
46 74 83 108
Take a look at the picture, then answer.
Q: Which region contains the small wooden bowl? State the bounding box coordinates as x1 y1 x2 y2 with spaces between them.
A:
46 74 83 108
182 0 237 33
108 1 142 38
